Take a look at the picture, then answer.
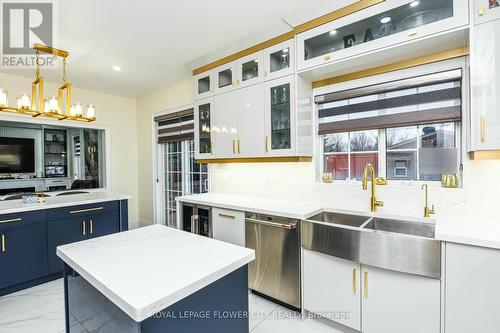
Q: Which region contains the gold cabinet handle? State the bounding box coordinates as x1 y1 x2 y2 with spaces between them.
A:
1 234 5 253
408 30 417 37
481 115 486 142
70 207 103 214
324 55 331 61
211 141 214 155
82 221 86 236
364 271 368 298
237 139 241 154
218 213 235 219
265 136 269 152
264 70 268 77
352 268 357 294
90 220 93 235
232 139 236 154
479 4 485 16
0 218 21 224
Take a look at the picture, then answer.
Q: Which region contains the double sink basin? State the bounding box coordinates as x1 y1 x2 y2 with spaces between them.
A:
302 211 441 279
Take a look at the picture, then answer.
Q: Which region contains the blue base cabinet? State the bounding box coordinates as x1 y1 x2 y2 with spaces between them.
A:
0 211 47 290
0 199 128 296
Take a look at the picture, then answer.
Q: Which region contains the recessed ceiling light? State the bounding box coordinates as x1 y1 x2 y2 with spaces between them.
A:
329 29 338 36
112 65 121 72
380 16 392 24
410 1 420 7
282 48 289 53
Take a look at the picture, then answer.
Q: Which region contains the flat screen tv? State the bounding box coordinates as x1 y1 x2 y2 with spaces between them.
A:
0 137 35 174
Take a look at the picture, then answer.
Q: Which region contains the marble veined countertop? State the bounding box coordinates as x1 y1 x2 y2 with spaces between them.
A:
177 192 500 250
0 191 131 215
57 225 255 322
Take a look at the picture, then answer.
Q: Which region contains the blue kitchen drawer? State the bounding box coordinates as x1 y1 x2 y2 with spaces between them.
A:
46 200 119 221
0 210 45 227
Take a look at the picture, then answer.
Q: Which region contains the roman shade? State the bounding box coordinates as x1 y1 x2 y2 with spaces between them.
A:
316 69 462 135
155 108 194 143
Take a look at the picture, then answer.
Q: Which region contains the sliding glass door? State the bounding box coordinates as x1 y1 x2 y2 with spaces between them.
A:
162 139 208 227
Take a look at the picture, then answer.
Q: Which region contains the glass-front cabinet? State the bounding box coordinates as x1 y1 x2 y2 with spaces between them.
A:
237 51 264 88
474 0 500 24
194 99 213 159
264 75 295 156
263 40 295 81
214 63 236 95
296 0 468 70
194 71 213 100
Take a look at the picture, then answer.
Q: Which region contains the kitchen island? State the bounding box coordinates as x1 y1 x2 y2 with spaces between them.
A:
57 224 255 333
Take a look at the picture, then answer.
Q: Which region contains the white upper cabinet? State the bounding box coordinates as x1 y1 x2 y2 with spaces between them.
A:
470 19 500 152
214 62 237 95
193 71 214 100
236 84 266 157
263 40 295 81
236 51 264 88
473 0 500 24
264 75 296 156
296 0 469 71
213 91 238 158
194 98 214 159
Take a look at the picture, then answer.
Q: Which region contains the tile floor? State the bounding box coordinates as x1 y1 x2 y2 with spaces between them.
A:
0 279 343 333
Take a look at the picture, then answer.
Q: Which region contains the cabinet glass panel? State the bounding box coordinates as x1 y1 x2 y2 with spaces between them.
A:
197 208 210 237
303 0 454 61
270 47 290 73
198 76 210 94
241 59 259 81
270 83 291 150
198 103 212 154
218 68 233 88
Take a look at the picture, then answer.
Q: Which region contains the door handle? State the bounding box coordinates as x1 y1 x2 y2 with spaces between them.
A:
0 218 21 224
218 213 235 219
237 139 241 154
82 221 86 236
89 220 93 235
481 115 485 142
352 268 357 294
1 234 5 253
232 139 236 154
265 136 269 152
364 271 369 298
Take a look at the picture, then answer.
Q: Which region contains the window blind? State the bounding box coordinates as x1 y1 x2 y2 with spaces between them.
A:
316 70 462 135
154 108 194 143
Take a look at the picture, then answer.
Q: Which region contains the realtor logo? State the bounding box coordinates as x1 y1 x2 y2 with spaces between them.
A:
1 0 56 68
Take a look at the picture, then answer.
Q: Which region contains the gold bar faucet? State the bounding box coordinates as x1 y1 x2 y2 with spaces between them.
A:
362 163 384 212
421 184 436 218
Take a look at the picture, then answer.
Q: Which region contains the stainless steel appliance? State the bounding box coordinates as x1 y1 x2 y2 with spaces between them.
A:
245 212 300 309
180 203 212 238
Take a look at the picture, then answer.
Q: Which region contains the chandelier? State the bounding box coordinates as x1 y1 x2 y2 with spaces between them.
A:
0 44 96 122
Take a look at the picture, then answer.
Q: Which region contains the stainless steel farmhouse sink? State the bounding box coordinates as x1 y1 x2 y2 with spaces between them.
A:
302 211 441 279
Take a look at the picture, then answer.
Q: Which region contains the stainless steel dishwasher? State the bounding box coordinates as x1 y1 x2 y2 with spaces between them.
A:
245 212 300 310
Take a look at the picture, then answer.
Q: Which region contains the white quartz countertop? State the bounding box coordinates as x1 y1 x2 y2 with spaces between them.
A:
176 193 322 220
57 225 255 322
177 192 500 250
0 191 131 215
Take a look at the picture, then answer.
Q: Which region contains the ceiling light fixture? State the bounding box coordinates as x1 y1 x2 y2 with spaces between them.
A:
0 44 96 122
410 1 420 7
380 16 392 24
329 29 338 36
112 65 121 71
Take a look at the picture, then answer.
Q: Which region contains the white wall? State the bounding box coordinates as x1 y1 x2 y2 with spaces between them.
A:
0 72 140 226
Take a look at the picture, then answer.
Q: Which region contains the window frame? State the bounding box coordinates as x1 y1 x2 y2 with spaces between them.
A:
315 58 466 185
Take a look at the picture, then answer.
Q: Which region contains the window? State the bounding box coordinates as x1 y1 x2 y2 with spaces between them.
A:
164 140 208 227
317 69 462 182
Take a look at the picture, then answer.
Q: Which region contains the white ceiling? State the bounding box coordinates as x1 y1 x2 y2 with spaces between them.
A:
0 0 349 97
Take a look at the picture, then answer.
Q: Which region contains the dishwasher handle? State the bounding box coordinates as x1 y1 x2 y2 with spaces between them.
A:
245 217 297 230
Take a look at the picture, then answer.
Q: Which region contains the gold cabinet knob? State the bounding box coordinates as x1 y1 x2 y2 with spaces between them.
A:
479 4 485 16
324 55 332 61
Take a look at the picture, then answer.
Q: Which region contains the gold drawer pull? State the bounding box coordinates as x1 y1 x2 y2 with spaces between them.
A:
364 271 369 298
232 139 236 154
352 268 357 294
324 55 331 61
408 30 417 37
481 115 486 142
479 4 485 16
218 213 235 219
1 235 5 253
0 218 21 224
265 136 269 152
264 70 268 77
90 220 93 235
70 207 104 214
82 221 86 236
237 139 241 154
